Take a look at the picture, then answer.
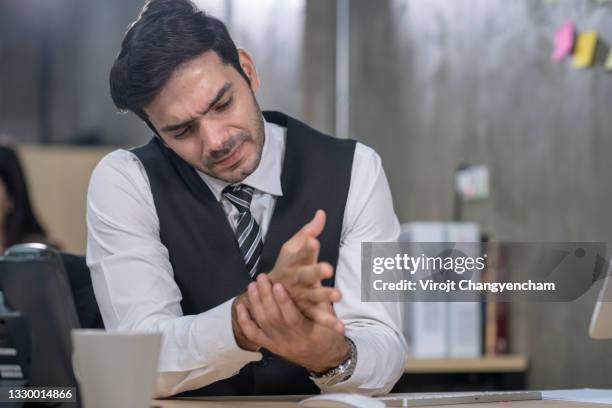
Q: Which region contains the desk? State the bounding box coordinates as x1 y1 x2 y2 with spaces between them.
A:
153 396 610 408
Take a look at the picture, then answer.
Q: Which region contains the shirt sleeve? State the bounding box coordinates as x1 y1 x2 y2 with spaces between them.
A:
315 143 408 395
86 150 261 398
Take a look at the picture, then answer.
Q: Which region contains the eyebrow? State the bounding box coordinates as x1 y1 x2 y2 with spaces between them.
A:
160 82 232 133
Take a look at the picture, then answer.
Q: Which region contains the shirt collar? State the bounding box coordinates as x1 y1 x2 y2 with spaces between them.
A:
196 118 285 201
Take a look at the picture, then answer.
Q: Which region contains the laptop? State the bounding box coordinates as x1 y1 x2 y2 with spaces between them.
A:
378 390 541 406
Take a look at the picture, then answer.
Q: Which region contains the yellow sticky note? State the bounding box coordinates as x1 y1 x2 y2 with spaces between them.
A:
573 31 598 69
605 49 612 71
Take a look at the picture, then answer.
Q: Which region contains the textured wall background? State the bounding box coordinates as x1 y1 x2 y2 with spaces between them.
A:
347 0 612 390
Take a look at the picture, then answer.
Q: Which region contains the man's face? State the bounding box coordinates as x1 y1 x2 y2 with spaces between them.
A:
144 50 264 183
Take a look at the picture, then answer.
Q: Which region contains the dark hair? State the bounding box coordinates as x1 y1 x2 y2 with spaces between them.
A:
0 144 46 248
109 0 249 123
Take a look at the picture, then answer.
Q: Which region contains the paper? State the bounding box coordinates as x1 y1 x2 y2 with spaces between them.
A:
542 389 612 403
605 49 612 71
551 21 575 62
572 31 598 69
455 165 489 200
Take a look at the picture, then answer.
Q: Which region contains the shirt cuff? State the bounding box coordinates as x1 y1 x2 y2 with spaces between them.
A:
192 297 262 370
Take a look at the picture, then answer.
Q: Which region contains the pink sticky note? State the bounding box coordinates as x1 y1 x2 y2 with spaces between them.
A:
552 20 575 62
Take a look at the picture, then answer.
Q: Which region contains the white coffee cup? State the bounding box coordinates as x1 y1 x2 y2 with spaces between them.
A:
71 329 161 408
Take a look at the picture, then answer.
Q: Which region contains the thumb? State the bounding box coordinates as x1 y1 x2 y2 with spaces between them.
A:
280 210 326 265
301 209 326 238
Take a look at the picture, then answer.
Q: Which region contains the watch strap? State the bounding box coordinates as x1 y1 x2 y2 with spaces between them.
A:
309 337 357 387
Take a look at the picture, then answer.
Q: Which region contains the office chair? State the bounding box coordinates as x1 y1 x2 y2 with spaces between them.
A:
1 243 79 387
59 252 103 330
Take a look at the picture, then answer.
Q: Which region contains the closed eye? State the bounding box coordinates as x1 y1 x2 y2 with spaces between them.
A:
215 97 233 112
173 125 192 139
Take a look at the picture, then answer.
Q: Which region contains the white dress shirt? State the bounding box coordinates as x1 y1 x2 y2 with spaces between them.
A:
86 118 408 398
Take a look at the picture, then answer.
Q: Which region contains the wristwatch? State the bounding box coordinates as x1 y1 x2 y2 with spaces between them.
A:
309 337 357 387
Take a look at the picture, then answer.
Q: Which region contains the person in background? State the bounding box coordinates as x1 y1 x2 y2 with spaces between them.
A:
0 141 55 253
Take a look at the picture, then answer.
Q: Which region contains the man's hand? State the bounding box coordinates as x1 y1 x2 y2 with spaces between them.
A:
232 293 259 351
267 210 344 333
236 274 350 374
231 209 343 350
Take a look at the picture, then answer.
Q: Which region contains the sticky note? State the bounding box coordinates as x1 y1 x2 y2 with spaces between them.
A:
572 31 598 69
605 49 612 71
552 20 575 62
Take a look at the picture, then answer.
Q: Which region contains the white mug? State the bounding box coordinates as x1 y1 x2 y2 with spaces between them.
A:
71 329 161 408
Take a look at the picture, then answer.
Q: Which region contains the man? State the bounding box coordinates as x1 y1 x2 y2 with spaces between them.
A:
87 0 407 398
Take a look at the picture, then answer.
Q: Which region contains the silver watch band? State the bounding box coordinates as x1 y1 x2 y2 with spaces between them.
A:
309 337 357 387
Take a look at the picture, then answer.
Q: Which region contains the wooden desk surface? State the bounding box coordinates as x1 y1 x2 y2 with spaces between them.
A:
154 396 610 408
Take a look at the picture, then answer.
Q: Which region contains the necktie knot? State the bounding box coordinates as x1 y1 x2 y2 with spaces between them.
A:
223 184 255 214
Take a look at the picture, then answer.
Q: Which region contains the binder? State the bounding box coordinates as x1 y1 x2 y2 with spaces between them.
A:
400 223 448 358
446 223 482 358
400 222 483 358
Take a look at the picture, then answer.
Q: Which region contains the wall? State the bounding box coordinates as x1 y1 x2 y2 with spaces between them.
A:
348 0 612 389
19 146 113 255
0 0 316 145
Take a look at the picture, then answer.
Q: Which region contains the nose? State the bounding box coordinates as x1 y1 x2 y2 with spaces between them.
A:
196 118 228 153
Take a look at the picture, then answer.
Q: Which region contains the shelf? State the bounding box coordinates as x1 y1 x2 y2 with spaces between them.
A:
404 355 528 374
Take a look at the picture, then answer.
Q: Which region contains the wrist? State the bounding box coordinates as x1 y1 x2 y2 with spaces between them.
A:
309 337 357 386
308 336 351 375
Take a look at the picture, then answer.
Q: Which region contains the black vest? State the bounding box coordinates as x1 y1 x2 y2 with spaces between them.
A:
132 111 356 395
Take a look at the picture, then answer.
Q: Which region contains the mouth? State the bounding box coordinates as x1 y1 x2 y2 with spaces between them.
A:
212 141 244 169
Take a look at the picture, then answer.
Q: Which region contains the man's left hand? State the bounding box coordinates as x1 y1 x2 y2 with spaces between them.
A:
235 274 350 374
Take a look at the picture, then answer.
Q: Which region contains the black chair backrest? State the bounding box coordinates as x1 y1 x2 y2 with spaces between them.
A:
1 243 79 387
59 252 104 330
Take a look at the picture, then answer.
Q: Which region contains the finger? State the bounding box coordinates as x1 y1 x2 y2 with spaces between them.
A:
247 281 267 325
281 211 325 260
256 274 283 323
333 320 345 334
286 235 320 266
304 306 345 333
299 210 326 239
278 233 319 270
297 262 334 286
236 302 271 347
304 286 342 304
272 283 305 326
297 236 320 265
308 236 321 264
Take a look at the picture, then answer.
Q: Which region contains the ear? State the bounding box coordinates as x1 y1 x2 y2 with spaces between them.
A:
237 48 260 92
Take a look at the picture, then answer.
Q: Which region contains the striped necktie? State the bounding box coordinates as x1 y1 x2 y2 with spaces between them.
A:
222 184 263 278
